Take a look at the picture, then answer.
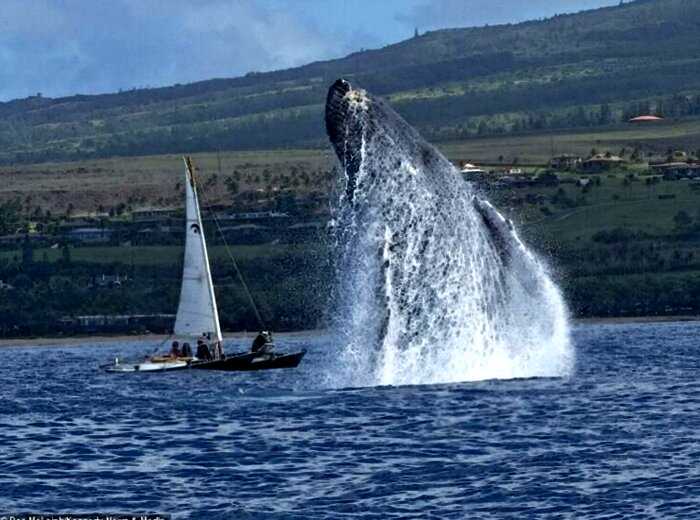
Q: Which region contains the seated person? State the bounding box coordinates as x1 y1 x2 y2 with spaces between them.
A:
251 331 273 354
181 342 193 358
196 339 212 361
170 341 181 358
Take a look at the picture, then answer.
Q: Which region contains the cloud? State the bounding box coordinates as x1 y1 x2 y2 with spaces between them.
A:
0 0 336 100
395 0 620 31
0 0 623 101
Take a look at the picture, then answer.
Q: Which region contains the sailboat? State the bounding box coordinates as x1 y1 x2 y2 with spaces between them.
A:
104 157 306 373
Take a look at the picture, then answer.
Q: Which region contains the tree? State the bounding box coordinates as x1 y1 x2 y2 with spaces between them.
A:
61 244 72 265
673 210 693 230
225 178 239 196
21 240 33 266
0 199 23 235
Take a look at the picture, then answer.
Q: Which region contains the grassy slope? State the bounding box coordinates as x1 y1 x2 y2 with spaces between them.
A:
443 118 700 164
4 163 699 321
0 148 333 214
2 117 698 214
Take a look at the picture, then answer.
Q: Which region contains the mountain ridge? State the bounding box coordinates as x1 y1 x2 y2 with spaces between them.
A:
2 0 700 164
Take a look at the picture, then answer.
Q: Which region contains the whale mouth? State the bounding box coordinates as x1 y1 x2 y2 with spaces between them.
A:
325 79 370 139
325 79 353 147
325 79 369 202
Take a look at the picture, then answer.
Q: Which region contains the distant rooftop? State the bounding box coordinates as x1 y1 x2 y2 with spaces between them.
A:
629 115 664 123
586 154 625 163
460 163 487 174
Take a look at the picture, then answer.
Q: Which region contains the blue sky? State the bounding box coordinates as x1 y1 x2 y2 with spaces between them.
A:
0 0 619 101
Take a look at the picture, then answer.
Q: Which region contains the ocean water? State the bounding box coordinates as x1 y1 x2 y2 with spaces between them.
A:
1 321 700 519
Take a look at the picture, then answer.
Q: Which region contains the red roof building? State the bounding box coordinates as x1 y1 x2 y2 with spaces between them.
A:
628 115 664 123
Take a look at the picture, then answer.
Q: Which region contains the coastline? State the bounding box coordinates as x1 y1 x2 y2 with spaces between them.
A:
1 316 699 348
573 315 700 325
0 329 326 348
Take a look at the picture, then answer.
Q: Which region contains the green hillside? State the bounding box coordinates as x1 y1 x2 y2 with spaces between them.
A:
2 0 700 164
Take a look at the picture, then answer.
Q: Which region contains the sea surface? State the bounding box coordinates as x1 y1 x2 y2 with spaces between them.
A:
1 321 700 519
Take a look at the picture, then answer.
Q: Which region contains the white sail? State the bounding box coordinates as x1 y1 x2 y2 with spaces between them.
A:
173 157 222 342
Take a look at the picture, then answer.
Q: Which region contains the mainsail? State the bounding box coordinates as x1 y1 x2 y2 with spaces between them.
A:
173 157 222 342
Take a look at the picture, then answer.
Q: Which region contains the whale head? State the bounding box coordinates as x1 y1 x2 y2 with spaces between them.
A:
325 78 454 204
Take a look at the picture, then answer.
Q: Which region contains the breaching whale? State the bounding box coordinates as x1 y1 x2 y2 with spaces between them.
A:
324 78 572 386
325 78 542 295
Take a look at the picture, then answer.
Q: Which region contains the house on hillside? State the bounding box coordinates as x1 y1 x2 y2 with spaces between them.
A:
91 274 128 289
628 115 664 123
459 162 486 173
650 162 700 180
131 208 180 224
65 227 113 244
60 217 100 230
0 233 49 247
669 150 689 162
580 154 626 173
549 154 582 171
459 163 487 181
57 314 175 334
216 210 289 222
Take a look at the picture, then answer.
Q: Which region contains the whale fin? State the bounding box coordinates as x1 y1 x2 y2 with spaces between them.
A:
473 196 543 295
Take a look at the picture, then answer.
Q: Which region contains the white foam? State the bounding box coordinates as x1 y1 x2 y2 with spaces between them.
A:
330 102 575 387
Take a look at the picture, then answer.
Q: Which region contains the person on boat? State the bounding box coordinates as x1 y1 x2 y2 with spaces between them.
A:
170 341 181 358
212 340 224 360
181 342 193 358
196 339 212 361
251 331 273 354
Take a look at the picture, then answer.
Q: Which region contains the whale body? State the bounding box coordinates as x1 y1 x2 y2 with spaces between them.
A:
324 78 572 386
472 196 545 295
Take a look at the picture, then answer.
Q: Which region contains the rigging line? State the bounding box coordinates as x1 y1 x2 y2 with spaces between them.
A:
201 195 267 331
106 334 173 364
149 334 174 355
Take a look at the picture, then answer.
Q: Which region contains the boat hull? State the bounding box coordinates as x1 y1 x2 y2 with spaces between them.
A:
102 350 306 373
191 350 306 371
103 359 190 373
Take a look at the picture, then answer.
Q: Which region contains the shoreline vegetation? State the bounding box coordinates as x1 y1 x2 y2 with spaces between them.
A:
0 317 697 348
0 329 326 348
6 158 700 338
5 155 700 337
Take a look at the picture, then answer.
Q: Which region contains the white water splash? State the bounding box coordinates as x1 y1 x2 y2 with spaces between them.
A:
329 93 574 387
